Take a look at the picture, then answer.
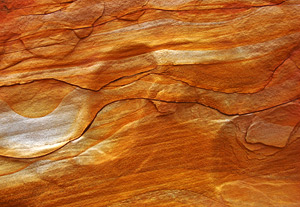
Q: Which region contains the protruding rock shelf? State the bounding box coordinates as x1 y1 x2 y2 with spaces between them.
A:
0 0 300 206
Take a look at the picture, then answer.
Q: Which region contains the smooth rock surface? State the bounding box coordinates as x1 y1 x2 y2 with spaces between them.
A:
0 0 300 206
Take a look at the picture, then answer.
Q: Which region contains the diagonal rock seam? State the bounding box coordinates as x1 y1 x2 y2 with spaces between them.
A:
1 96 299 160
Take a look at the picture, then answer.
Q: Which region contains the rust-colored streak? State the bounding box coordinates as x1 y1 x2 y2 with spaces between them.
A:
0 0 300 206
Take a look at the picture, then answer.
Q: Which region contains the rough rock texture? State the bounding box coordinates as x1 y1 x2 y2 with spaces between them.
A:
0 0 300 206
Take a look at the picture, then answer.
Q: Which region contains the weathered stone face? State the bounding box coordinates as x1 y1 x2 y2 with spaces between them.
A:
0 0 300 206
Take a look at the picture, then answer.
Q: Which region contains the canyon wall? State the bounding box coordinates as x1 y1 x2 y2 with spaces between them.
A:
0 0 300 206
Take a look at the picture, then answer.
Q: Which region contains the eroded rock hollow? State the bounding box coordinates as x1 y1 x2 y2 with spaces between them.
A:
0 0 300 206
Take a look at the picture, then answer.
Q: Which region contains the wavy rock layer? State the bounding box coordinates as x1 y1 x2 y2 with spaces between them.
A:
0 0 300 206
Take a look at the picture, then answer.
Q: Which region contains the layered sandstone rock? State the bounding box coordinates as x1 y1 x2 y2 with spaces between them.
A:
0 0 300 206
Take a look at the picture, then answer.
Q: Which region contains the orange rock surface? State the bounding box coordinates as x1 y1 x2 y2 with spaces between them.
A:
0 0 300 206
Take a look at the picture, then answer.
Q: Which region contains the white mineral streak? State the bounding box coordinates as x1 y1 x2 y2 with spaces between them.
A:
1 31 298 88
151 32 300 65
0 88 91 158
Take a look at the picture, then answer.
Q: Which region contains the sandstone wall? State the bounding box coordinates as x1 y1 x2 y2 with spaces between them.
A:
0 0 300 206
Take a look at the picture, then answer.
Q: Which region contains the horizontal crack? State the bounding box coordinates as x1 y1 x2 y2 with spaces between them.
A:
1 0 296 45
1 69 299 117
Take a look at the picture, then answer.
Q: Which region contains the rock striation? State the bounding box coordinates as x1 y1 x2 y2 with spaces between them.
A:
0 0 300 206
